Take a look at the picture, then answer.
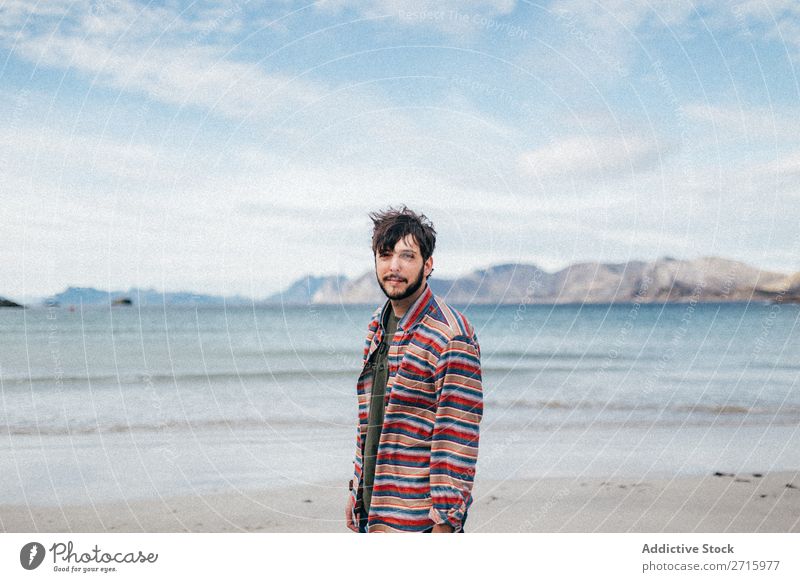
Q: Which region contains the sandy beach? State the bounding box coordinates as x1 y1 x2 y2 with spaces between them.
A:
3 471 798 533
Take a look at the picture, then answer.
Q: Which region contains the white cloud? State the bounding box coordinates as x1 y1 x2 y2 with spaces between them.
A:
549 0 800 64
748 150 800 194
766 150 800 177
0 0 323 120
731 0 800 56
518 134 664 179
518 0 703 94
317 0 516 19
0 128 161 183
545 0 697 77
682 103 800 141
315 0 518 35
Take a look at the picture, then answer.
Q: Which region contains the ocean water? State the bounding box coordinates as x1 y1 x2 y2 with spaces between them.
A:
1 301 798 505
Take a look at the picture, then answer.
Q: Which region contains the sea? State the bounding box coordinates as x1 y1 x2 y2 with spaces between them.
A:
1 301 798 505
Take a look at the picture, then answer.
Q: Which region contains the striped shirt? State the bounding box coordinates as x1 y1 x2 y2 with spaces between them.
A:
346 284 483 533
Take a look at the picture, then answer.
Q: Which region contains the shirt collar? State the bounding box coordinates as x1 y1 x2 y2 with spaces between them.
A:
378 283 434 333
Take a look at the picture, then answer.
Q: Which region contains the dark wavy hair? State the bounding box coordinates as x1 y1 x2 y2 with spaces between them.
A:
369 206 437 262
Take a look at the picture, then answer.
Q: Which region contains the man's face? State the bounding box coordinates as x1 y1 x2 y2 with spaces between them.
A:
375 235 433 301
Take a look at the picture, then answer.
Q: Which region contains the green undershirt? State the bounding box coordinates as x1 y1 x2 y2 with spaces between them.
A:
361 306 399 517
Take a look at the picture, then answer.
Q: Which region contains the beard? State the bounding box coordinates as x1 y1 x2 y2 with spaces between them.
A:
377 263 426 301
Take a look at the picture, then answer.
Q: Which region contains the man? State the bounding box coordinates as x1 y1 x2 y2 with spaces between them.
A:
345 206 483 533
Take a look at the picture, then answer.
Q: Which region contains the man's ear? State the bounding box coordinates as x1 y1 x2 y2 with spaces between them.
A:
425 256 434 279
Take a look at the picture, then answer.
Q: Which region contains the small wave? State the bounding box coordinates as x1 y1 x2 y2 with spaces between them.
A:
486 398 799 417
748 362 800 371
3 368 359 387
0 416 349 436
487 417 800 432
483 364 633 374
486 350 657 362
486 398 660 412
675 404 753 415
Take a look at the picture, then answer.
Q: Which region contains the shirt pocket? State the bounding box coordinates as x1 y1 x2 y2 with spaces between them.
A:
382 371 437 444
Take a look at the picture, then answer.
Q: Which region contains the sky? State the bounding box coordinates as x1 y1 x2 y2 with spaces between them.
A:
1 0 799 300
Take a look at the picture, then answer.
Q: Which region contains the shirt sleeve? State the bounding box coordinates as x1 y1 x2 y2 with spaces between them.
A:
428 333 483 531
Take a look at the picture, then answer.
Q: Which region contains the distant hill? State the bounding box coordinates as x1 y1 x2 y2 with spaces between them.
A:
267 257 798 305
46 287 252 307
265 275 348 304
760 271 800 303
0 296 24 308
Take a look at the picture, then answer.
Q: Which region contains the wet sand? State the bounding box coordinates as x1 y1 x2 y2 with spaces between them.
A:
2 471 798 533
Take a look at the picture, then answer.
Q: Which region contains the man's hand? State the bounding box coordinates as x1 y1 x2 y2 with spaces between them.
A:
345 486 359 532
431 523 454 533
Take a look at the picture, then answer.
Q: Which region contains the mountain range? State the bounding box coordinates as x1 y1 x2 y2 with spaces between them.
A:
3 257 798 308
267 256 799 305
